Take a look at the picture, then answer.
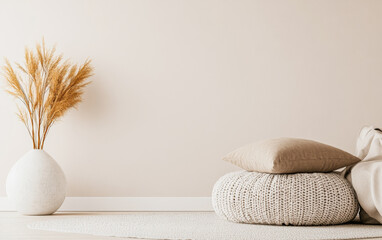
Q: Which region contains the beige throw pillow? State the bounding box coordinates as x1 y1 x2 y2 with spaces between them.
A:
223 138 360 174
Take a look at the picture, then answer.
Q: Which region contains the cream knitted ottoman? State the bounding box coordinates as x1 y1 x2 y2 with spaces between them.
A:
212 171 358 226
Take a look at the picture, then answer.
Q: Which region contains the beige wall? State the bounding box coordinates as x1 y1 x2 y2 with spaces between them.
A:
0 0 381 197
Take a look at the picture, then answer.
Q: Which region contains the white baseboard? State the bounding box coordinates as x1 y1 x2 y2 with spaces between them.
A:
0 197 213 212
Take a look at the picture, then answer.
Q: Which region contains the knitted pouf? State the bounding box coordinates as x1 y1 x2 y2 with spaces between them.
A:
212 171 359 226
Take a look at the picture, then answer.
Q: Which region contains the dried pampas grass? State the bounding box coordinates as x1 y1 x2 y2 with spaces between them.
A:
3 40 93 149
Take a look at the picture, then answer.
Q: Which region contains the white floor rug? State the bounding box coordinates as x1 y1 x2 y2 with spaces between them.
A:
28 212 382 240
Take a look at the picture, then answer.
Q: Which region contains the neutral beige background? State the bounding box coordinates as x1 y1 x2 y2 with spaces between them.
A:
0 0 381 197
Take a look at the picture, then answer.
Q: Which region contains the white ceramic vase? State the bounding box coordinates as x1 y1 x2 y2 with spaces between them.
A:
6 150 66 215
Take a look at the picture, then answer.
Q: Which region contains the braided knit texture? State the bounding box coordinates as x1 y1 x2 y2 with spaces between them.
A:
212 171 359 226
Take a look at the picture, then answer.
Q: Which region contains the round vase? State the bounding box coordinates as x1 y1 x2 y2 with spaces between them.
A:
6 150 66 215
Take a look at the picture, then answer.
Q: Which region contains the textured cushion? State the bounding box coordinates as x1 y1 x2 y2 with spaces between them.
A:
223 138 360 174
212 171 359 226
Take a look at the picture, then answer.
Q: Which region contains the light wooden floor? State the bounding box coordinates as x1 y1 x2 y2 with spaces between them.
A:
2 211 382 240
0 212 144 240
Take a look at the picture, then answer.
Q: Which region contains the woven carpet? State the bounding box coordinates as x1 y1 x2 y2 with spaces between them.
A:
28 212 382 240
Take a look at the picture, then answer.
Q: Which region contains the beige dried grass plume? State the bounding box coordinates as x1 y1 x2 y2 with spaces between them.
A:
3 40 93 149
